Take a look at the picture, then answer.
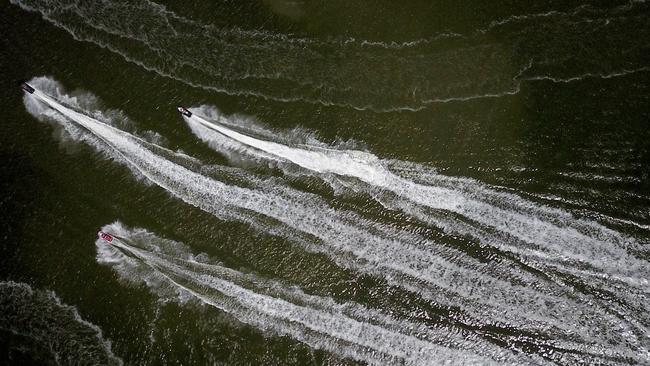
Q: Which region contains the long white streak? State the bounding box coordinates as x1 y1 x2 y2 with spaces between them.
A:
98 223 518 366
422 65 650 105
26 87 544 329
25 85 542 332
187 110 648 286
12 0 648 112
23 81 649 362
10 0 427 113
186 108 650 352
522 66 650 83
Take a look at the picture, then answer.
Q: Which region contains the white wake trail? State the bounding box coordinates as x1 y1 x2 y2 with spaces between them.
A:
186 108 650 358
23 79 649 362
186 110 649 292
0 281 123 366
96 222 522 366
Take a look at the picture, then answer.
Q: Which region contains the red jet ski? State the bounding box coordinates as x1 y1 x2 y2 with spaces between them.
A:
98 231 114 242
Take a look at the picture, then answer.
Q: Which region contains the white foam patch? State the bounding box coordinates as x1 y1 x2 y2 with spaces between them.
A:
23 78 649 362
185 106 650 359
95 221 533 366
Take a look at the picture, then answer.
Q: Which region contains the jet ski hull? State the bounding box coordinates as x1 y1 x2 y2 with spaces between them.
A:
20 82 35 94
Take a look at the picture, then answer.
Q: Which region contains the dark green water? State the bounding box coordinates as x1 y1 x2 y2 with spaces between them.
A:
1 0 649 365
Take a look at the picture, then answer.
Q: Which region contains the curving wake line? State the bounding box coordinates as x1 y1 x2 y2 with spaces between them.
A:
11 0 650 112
185 107 650 342
185 107 649 291
95 221 527 366
23 78 650 363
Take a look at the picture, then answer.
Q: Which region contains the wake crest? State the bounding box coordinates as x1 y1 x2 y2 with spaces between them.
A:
96 221 518 366
12 0 650 111
23 77 650 364
186 105 649 292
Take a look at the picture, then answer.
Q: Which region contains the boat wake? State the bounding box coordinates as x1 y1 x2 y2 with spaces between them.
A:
95 221 520 366
11 0 650 111
185 105 650 290
0 281 122 366
23 77 650 364
185 106 650 353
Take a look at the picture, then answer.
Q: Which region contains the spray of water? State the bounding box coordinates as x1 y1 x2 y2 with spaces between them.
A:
96 221 527 366
185 106 650 360
11 0 650 111
185 106 649 290
22 78 650 363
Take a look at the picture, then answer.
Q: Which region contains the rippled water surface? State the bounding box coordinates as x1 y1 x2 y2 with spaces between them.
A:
1 1 649 365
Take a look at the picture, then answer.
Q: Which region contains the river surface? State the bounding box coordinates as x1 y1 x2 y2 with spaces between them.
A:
1 1 649 365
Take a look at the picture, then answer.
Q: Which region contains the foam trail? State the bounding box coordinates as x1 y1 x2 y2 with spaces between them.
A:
186 110 650 291
24 79 538 328
25 82 554 333
8 0 510 112
96 222 523 366
23 79 649 362
12 0 649 112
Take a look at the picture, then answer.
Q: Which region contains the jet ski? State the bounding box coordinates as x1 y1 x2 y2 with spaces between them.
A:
177 106 192 117
19 81 35 94
98 231 114 242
